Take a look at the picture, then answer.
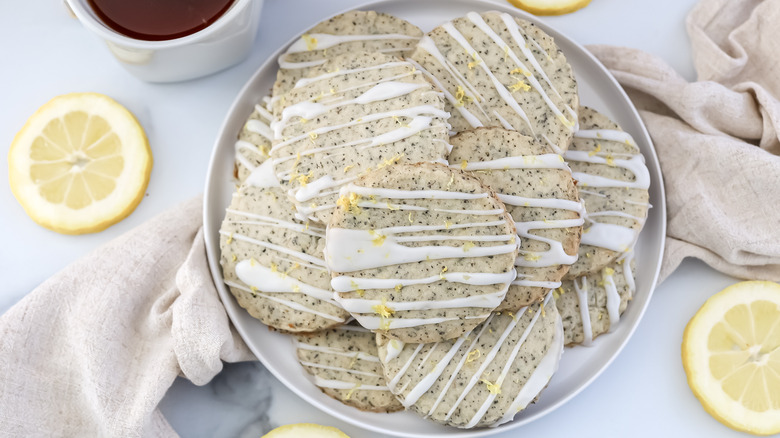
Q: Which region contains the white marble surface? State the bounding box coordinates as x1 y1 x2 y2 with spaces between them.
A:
0 0 748 436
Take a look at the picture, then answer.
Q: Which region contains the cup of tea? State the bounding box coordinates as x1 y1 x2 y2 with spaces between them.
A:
65 0 263 82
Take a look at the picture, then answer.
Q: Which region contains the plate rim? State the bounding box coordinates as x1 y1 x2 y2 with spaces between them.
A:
203 1 667 436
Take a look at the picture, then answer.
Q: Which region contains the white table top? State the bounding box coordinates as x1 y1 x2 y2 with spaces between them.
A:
1 0 745 436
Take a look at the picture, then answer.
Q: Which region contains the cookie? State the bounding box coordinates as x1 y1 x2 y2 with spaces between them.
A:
563 106 650 278
272 10 423 112
409 11 578 152
270 52 451 224
556 251 637 346
377 292 562 428
220 160 349 332
234 98 274 182
294 324 403 412
449 128 583 310
326 162 518 344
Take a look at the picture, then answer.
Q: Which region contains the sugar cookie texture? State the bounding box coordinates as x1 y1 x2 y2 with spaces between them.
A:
556 251 636 346
378 292 562 428
273 10 423 112
220 161 349 332
449 128 582 310
270 52 451 224
294 324 403 412
234 98 274 182
564 106 650 278
409 11 578 152
326 163 518 344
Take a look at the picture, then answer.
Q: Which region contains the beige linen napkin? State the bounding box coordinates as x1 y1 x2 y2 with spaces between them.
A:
0 198 252 437
588 0 780 281
2 0 780 436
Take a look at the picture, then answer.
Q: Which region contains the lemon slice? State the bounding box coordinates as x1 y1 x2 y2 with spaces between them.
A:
261 423 350 438
8 93 152 234
506 0 591 15
683 281 780 435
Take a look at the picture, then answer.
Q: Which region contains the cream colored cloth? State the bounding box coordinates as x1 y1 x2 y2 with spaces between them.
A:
2 0 780 436
589 0 780 282
0 198 252 437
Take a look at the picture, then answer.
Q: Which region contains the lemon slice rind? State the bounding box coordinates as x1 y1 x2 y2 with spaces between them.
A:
506 0 592 16
8 93 152 235
261 423 350 438
683 281 780 436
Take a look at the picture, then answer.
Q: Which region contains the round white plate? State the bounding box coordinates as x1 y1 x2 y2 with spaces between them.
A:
203 1 666 436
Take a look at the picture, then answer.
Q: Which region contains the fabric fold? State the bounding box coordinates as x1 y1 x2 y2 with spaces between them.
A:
0 198 252 437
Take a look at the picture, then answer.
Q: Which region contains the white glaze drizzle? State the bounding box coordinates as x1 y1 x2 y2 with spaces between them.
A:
225 281 344 322
245 159 281 189
285 33 419 55
384 339 405 362
234 101 273 176
312 376 389 391
580 222 636 253
425 315 495 417
327 227 516 272
337 288 507 313
332 270 516 292
351 312 490 332
572 277 593 346
564 151 650 190
619 249 637 299
467 12 574 132
465 296 548 428
441 22 535 135
460 154 569 171
235 260 337 305
567 127 651 254
493 302 563 426
403 335 469 408
271 61 451 220
295 342 380 362
603 266 621 330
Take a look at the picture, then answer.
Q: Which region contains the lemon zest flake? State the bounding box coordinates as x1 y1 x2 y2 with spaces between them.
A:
301 34 318 51
467 52 482 69
524 253 541 262
509 80 531 92
454 86 472 107
480 378 501 395
344 384 361 400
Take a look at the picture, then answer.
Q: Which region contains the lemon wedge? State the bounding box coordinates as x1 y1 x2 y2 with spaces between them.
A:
8 93 152 234
506 0 591 15
682 281 780 435
261 423 350 438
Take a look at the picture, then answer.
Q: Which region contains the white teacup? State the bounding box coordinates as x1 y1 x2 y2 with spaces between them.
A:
65 0 263 82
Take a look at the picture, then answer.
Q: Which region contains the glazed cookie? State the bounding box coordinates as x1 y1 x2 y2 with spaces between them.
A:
234 98 274 182
326 163 518 344
270 52 451 224
220 160 349 332
272 10 423 112
556 251 637 346
563 106 650 278
294 324 403 412
377 292 562 428
449 128 583 311
409 11 578 152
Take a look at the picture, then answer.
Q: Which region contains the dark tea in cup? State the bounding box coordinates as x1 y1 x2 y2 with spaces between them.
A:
86 0 235 41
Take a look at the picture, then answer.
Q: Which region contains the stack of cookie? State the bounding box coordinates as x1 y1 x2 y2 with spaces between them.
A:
219 9 650 429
